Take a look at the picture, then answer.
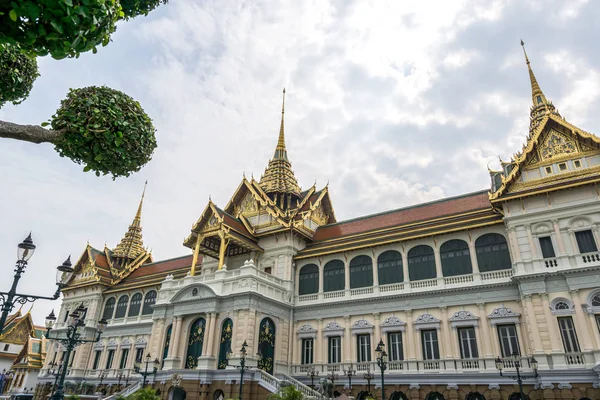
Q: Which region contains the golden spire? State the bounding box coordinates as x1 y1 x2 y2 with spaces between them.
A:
259 89 302 198
274 88 288 161
112 181 147 260
520 40 560 133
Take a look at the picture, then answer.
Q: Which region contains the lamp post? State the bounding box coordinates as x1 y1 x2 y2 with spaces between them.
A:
46 303 107 400
97 370 107 393
306 366 319 390
375 339 388 400
0 369 14 395
0 235 73 335
343 364 356 396
134 354 160 387
226 340 252 400
326 370 337 399
363 368 374 397
495 352 538 400
46 361 62 394
117 372 126 391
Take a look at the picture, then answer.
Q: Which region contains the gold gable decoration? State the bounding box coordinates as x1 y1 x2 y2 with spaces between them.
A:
539 129 578 161
113 182 148 261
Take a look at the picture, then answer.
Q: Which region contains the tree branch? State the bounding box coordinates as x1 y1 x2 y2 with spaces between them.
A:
0 120 64 144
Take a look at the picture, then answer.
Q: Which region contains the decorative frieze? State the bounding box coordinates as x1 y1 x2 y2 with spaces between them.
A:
351 319 374 335
414 313 441 330
449 310 479 328
323 321 344 337
297 324 317 339
380 316 406 333
488 306 520 325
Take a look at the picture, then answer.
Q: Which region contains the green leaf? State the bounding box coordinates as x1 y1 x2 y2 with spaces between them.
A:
83 166 91 172
9 9 17 21
63 0 73 7
41 122 50 127
50 21 64 34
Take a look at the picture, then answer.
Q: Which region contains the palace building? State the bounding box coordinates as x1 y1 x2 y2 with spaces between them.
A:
36 46 600 400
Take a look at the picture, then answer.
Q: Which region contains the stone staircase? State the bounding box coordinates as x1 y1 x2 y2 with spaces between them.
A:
102 380 142 400
255 369 323 399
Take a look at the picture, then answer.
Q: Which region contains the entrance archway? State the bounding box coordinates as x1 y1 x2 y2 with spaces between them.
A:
391 392 408 400
169 387 186 400
213 389 225 400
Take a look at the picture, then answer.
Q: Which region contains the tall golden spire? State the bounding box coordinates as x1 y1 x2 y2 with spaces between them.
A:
113 181 147 260
274 88 288 161
520 40 560 133
259 89 302 198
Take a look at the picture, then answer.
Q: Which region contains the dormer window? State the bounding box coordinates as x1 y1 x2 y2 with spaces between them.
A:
558 163 567 171
545 166 553 175
574 160 582 168
537 95 543 104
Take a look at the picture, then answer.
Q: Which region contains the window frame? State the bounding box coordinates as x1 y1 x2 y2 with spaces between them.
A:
457 327 479 359
105 349 115 370
323 260 345 292
92 350 102 370
387 332 403 362
357 334 372 363
328 336 341 364
557 316 581 353
407 245 437 281
349 255 374 289
575 230 598 254
421 329 440 360
298 264 319 295
119 348 130 369
301 338 314 365
497 324 520 357
538 236 556 259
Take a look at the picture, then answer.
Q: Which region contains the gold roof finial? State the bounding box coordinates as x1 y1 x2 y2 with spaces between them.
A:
520 40 560 133
274 88 288 161
112 181 147 261
259 88 302 197
521 39 548 107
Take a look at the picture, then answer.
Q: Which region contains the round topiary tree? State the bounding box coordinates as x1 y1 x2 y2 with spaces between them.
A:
0 0 167 178
51 86 157 178
0 43 39 107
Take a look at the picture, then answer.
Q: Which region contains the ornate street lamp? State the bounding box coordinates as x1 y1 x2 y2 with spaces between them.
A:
97 370 107 392
495 352 538 400
46 361 62 394
343 364 356 396
0 235 74 335
375 339 388 400
306 366 319 390
363 368 374 397
46 303 107 400
0 369 14 395
134 354 160 387
226 340 252 400
326 369 337 399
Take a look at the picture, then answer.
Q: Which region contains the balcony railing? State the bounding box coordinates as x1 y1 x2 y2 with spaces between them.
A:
290 352 594 376
296 270 513 305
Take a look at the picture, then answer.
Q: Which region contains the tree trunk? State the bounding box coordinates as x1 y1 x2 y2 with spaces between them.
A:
0 120 64 144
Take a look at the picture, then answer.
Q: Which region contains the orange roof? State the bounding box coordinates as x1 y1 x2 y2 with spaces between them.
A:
125 255 195 279
313 190 492 242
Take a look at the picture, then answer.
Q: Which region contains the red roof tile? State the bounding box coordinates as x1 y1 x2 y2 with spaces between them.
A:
125 254 196 279
313 190 491 242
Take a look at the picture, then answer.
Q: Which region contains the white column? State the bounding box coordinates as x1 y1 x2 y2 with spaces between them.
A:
318 263 324 294
344 316 351 363
571 290 593 351
402 252 409 283
525 224 538 259
524 296 544 353
468 241 480 274
440 307 452 359
205 313 216 357
372 256 379 287
405 310 416 360
433 246 443 278
552 220 566 255
540 294 563 352
316 318 323 364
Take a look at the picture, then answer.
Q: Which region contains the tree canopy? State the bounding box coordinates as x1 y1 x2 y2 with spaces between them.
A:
0 0 167 178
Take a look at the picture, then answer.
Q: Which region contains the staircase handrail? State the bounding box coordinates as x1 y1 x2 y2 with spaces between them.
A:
102 380 142 400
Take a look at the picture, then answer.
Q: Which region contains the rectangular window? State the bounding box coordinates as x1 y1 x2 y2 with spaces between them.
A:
421 330 439 360
63 310 69 323
3 344 8 351
575 230 598 253
119 348 130 369
545 166 553 175
105 349 115 369
595 315 600 335
328 336 341 364
539 237 556 258
497 324 520 357
574 160 582 168
301 338 314 365
92 351 102 370
357 334 371 363
135 348 144 363
559 163 567 171
558 317 581 353
388 332 403 361
458 327 479 359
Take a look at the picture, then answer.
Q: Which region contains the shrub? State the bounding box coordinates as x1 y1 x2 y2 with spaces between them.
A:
0 43 39 107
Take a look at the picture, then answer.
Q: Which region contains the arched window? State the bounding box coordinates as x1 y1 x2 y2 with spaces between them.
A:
162 324 172 367
378 250 403 285
390 392 408 400
299 264 319 295
128 293 142 317
440 239 472 277
185 318 206 369
475 233 511 272
114 295 129 319
323 260 345 292
349 255 373 289
592 293 600 307
218 319 233 369
554 301 571 310
466 393 486 400
258 317 276 374
425 392 445 400
102 298 116 320
142 290 157 315
408 245 436 281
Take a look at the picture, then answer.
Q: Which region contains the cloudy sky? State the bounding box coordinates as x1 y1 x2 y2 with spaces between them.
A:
1 0 598 324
